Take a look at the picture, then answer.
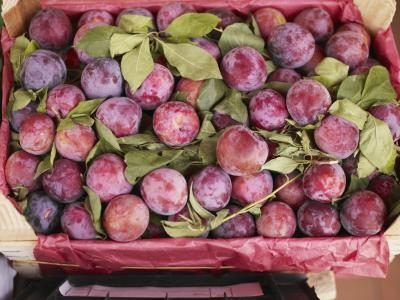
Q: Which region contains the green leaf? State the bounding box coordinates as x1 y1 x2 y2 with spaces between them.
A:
34 144 56 179
198 135 218 164
86 138 120 165
121 37 154 92
118 14 154 33
165 13 220 41
337 73 366 102
83 186 106 237
388 201 400 223
67 98 103 117
188 184 215 220
168 144 203 175
72 115 95 127
160 41 222 80
196 113 216 141
57 118 76 131
161 220 207 238
117 133 159 146
247 205 262 217
14 186 29 202
213 89 247 123
218 23 265 55
265 60 277 75
328 99 368 130
380 146 397 175
110 33 146 57
210 209 230 229
264 81 291 94
75 25 122 58
10 35 39 82
346 175 369 194
35 87 48 113
263 157 299 174
257 130 296 146
250 14 261 37
357 153 376 178
311 57 349 87
359 114 395 172
196 79 227 111
95 119 121 151
12 89 36 111
124 149 184 184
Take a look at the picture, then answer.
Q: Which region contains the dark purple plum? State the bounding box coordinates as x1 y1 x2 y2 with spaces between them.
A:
207 8 241 29
10 102 37 132
211 112 242 131
368 174 395 201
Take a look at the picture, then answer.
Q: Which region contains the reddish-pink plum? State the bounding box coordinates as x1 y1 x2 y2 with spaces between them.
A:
267 68 301 84
96 97 142 137
46 84 85 119
221 46 267 92
55 124 96 162
175 78 203 107
29 8 72 50
256 201 296 238
275 171 306 210
126 64 174 110
140 168 187 216
207 8 241 29
116 8 154 26
368 104 400 141
351 58 379 75
231 170 273 206
156 2 195 31
192 166 231 211
87 153 133 202
5 150 40 192
78 10 114 27
297 200 341 237
337 22 371 46
326 31 369 69
298 44 325 76
103 194 149 242
19 113 55 155
217 125 269 176
340 191 387 236
314 115 359 159
303 163 346 203
81 58 123 99
42 159 84 203
153 101 200 147
249 89 288 130
254 7 286 40
192 38 221 60
268 23 315 69
21 49 66 90
61 203 97 240
294 8 334 42
286 79 331 125
211 112 242 131
10 102 37 132
368 174 395 201
212 205 256 239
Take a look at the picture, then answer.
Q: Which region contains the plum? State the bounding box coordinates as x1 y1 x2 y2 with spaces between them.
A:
21 49 66 90
207 8 241 29
275 171 306 210
116 8 154 26
168 206 209 238
175 78 203 107
125 63 174 110
81 58 123 99
46 84 85 119
297 200 341 237
19 113 55 155
368 174 395 201
55 124 96 162
217 125 268 176
192 38 221 60
286 79 331 125
314 115 359 159
74 23 107 65
298 44 325 76
5 150 40 192
249 89 288 131
351 58 379 75
143 221 168 239
103 194 149 242
342 156 357 177
254 7 286 40
96 97 142 137
340 190 387 236
232 171 273 206
140 168 187 216
294 8 334 42
268 23 315 69
337 22 371 46
325 31 369 69
267 68 301 84
10 102 37 132
156 2 195 31
24 191 62 234
368 104 400 141
303 163 346 203
42 159 84 203
192 166 231 211
78 10 114 27
211 112 242 131
212 205 256 238
153 101 200 147
221 46 267 92
86 153 133 202
61 203 97 240
29 8 72 50
256 201 296 238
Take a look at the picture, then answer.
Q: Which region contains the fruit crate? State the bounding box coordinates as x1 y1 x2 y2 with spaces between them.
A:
0 0 400 288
